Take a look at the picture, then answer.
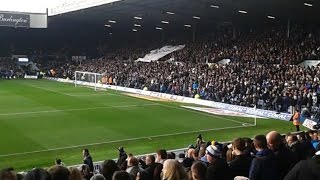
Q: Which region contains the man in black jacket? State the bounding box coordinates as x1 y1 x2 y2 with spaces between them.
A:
266 131 297 179
141 155 159 180
83 149 94 172
249 135 277 180
229 138 253 178
287 134 307 161
284 151 320 180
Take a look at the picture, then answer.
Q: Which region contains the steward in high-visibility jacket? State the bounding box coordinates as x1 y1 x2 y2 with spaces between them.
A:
292 110 300 131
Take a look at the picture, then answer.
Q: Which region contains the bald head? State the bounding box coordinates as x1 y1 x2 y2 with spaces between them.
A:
266 131 282 151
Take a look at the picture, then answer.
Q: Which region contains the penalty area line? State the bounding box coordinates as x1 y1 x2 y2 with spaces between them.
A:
0 124 254 157
0 103 158 116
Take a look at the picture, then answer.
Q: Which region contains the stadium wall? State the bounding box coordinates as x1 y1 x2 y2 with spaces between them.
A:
45 77 293 121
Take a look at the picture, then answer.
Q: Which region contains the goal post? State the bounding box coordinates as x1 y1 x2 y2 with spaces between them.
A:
74 71 102 91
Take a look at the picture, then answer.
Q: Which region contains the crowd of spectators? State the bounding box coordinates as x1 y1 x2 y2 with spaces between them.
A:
33 26 320 114
47 60 320 114
169 26 320 64
2 130 320 180
0 57 21 78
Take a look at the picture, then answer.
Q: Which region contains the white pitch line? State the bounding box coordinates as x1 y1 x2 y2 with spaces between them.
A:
64 94 116 97
26 84 75 96
0 104 158 116
25 83 119 97
104 91 248 125
88 88 248 125
0 124 254 157
159 104 247 125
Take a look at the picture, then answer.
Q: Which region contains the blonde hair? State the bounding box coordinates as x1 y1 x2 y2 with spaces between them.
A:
162 159 187 180
69 167 82 180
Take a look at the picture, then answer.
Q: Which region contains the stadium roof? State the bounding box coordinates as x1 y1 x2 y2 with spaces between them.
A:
49 0 320 32
0 0 319 56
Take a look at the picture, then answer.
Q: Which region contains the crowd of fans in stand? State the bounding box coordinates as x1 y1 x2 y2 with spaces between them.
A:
170 26 320 64
1 130 320 180
0 57 21 78
36 26 320 114
46 60 320 114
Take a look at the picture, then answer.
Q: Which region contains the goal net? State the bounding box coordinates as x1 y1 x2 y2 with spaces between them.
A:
74 71 104 91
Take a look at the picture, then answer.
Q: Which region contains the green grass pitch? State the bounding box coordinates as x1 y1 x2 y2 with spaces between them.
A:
0 79 294 170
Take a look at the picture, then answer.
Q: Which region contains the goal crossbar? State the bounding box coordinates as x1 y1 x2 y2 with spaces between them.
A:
75 71 102 91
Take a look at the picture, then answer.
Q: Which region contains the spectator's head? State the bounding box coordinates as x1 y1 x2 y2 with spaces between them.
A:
145 155 155 166
24 168 51 180
190 161 207 180
232 138 246 155
297 131 306 141
243 137 254 150
226 149 235 162
178 153 185 163
68 167 82 180
167 152 176 159
205 145 221 164
100 160 118 180
16 174 23 180
55 159 62 166
90 174 106 180
308 130 315 138
112 171 131 180
0 167 16 180
155 149 167 163
83 149 90 157
187 148 195 158
48 165 70 180
127 157 139 167
266 131 282 151
287 134 298 147
162 159 187 180
254 135 268 151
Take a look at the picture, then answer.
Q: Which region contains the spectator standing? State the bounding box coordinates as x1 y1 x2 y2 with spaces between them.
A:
266 131 297 179
100 160 119 180
83 149 94 173
229 138 252 178
154 149 167 180
292 109 301 131
143 155 159 180
249 135 277 180
287 134 307 161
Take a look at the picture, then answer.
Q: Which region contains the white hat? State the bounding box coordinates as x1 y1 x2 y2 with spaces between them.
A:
206 145 221 157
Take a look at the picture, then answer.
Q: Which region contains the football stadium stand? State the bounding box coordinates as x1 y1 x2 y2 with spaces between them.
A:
1 0 320 179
